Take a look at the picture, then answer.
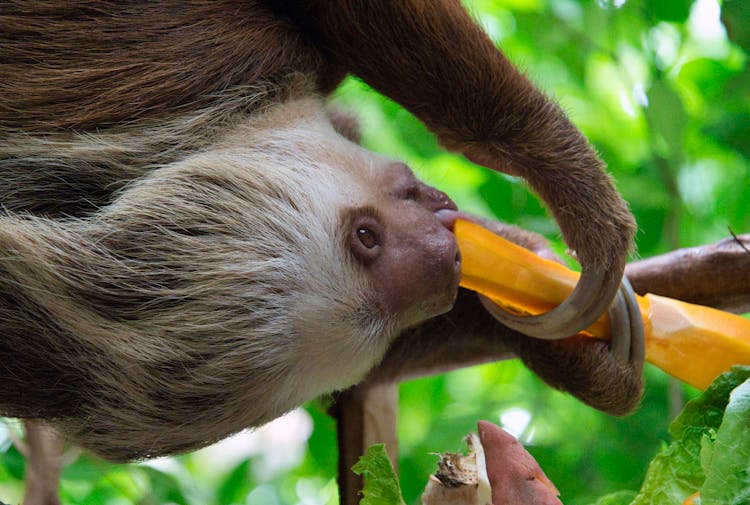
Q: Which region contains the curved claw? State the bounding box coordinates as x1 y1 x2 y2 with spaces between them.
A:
606 277 645 365
621 277 645 369
480 275 646 370
480 266 624 341
606 286 631 364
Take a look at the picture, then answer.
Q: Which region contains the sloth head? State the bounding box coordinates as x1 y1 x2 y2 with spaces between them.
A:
0 98 461 460
146 98 463 398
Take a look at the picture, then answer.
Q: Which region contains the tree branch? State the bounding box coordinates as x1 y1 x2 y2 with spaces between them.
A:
626 233 750 314
22 421 63 505
366 233 750 385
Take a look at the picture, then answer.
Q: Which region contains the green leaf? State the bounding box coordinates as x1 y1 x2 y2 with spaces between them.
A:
351 444 406 505
217 459 252 505
722 0 750 52
700 378 750 505
644 0 693 23
670 366 750 440
588 490 637 505
137 466 190 505
630 366 750 505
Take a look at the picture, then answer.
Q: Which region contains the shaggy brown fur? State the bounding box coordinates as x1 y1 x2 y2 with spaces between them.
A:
0 100 457 460
0 1 644 461
2 1 637 344
0 2 635 310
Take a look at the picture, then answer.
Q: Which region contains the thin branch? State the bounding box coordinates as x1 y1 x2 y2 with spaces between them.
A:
729 227 750 254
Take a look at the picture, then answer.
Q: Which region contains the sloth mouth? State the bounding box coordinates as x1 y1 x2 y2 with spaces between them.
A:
432 208 463 284
434 208 461 230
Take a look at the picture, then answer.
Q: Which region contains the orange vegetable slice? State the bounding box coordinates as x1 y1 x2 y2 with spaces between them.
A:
455 219 750 390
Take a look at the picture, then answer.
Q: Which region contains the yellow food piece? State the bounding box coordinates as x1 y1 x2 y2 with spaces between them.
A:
455 219 750 390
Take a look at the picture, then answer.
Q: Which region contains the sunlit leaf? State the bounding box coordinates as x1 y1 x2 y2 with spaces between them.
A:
352 444 405 505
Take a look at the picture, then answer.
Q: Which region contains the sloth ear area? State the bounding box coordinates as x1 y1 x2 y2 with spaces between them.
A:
326 104 362 144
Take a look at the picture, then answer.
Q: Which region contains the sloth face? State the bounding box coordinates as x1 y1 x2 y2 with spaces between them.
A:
0 99 466 460
342 160 461 329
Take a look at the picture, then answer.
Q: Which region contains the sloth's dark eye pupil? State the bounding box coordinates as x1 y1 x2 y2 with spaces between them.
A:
357 227 377 249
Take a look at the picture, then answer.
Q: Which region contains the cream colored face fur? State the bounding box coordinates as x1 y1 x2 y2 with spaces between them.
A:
0 98 461 460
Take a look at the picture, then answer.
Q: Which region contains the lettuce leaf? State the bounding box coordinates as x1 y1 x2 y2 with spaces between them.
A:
352 444 406 505
630 366 750 505
590 366 750 505
700 377 750 505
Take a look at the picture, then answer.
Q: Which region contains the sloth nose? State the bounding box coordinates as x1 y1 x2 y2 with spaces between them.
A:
424 186 460 230
419 184 457 212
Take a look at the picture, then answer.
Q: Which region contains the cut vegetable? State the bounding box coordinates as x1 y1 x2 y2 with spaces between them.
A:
421 433 491 505
455 219 750 390
421 421 562 505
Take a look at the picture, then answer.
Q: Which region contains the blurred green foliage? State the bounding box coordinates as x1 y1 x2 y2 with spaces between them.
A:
1 0 748 504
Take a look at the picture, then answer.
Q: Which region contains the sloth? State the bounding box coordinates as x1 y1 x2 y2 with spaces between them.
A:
0 98 642 462
0 0 636 340
0 1 644 461
0 99 465 460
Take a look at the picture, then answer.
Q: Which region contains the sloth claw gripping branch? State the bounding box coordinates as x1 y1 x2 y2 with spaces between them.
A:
480 275 645 368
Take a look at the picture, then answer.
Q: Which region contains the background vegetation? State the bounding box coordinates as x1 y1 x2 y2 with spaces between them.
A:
1 0 748 504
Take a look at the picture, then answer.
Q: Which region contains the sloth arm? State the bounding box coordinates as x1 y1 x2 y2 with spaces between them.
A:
266 0 637 344
365 219 643 416
369 233 750 413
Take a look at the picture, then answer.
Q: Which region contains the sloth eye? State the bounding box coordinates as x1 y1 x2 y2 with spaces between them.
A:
347 207 383 264
357 227 378 249
403 186 420 201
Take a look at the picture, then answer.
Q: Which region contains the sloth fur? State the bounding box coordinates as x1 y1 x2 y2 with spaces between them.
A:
0 99 412 461
0 1 646 463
